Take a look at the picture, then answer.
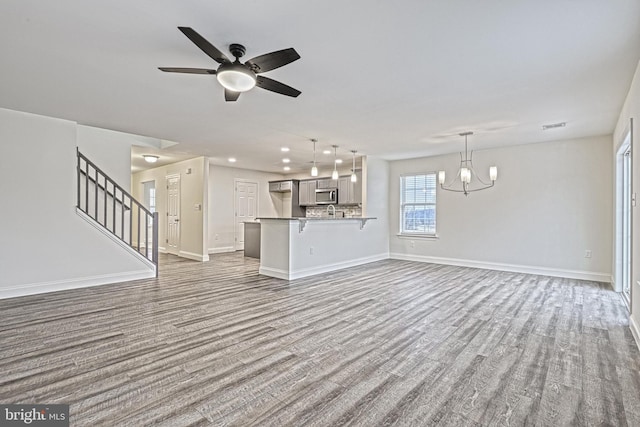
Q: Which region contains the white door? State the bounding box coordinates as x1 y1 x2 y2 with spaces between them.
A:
166 175 180 255
235 180 258 251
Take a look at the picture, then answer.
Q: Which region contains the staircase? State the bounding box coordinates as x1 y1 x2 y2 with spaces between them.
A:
76 149 158 276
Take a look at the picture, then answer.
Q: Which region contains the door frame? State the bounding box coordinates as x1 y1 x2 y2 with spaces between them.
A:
166 174 181 255
234 179 259 251
614 118 633 310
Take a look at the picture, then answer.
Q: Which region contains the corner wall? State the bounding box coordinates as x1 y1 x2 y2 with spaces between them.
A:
132 157 209 261
0 108 154 298
208 164 284 253
388 135 613 281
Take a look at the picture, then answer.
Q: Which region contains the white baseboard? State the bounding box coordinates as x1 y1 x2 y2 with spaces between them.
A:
630 315 640 351
258 266 290 280
0 270 156 300
259 253 389 280
209 246 235 254
179 250 210 262
389 253 611 283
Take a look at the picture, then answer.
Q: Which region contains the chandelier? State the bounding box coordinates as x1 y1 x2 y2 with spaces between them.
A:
438 132 497 196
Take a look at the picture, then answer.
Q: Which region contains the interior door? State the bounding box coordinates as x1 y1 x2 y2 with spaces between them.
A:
235 180 258 251
166 175 180 255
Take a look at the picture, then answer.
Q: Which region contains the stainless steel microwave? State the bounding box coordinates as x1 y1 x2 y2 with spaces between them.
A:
315 188 338 204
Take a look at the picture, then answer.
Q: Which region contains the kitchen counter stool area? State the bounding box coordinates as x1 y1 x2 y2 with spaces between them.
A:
256 217 381 280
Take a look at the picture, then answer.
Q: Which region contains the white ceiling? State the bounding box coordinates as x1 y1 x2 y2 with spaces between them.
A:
1 1 639 174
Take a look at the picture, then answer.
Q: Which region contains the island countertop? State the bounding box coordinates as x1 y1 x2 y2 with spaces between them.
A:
256 217 377 221
257 216 382 280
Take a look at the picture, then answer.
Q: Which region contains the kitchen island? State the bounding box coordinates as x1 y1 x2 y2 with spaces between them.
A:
257 217 384 280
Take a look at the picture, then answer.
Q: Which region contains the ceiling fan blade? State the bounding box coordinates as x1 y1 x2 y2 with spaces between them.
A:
178 27 230 64
255 76 301 97
158 67 217 74
246 48 300 73
225 89 241 102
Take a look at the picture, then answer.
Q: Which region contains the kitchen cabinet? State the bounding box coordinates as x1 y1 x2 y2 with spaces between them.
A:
269 180 305 216
316 179 335 189
338 173 362 205
299 180 317 206
269 180 293 192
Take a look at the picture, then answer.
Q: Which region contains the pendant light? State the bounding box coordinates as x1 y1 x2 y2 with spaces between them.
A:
310 138 318 177
331 145 339 180
350 150 357 183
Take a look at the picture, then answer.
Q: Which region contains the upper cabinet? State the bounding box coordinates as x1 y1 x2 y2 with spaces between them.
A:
268 180 294 192
298 174 362 206
338 172 362 205
299 180 317 206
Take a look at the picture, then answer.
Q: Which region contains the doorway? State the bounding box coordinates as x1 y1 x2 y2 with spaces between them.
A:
235 180 258 251
166 174 181 255
616 120 633 308
142 180 156 257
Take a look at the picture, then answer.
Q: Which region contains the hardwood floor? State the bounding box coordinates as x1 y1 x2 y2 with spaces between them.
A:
1 253 639 426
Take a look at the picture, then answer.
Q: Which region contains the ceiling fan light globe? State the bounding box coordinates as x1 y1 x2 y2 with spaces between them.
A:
216 63 256 92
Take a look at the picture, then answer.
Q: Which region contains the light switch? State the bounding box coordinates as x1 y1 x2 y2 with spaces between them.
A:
194 203 201 211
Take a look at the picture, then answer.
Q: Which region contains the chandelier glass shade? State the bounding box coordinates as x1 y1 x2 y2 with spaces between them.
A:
438 132 497 196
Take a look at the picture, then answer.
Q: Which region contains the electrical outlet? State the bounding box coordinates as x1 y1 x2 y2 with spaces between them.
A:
309 247 314 255
215 234 219 240
410 240 415 248
585 250 592 258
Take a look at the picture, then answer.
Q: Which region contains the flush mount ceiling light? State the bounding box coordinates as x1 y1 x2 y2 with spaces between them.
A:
331 145 339 180
438 132 497 196
282 158 290 163
323 150 331 155
143 155 159 163
159 27 301 102
310 139 318 177
350 150 358 183
283 166 290 171
228 157 237 163
281 147 290 152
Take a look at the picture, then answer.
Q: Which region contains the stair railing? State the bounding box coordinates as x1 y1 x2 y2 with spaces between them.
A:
76 148 158 276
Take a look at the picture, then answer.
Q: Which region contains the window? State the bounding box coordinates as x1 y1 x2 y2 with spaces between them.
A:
400 173 437 235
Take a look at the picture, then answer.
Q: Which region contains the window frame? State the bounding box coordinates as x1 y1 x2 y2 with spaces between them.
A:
398 172 438 238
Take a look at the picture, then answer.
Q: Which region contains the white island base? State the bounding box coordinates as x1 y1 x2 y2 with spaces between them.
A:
258 217 383 280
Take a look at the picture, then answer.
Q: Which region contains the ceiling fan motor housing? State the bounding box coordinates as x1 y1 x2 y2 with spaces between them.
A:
229 43 246 59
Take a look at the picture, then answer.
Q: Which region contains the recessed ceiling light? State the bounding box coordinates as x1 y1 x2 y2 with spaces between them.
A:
542 122 566 130
323 150 331 155
283 166 290 171
143 155 159 163
335 159 343 164
228 157 237 163
282 158 290 163
281 147 290 152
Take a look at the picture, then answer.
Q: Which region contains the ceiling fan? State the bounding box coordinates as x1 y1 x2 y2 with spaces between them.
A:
159 27 301 102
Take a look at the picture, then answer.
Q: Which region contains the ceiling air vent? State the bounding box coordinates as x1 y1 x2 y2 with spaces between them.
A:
542 122 566 130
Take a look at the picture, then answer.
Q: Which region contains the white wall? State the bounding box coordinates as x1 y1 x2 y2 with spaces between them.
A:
208 164 284 253
77 125 135 188
362 156 391 257
0 108 153 298
132 157 209 261
613 59 640 340
388 135 613 281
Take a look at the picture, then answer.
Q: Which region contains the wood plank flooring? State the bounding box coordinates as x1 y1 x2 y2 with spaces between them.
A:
1 253 639 426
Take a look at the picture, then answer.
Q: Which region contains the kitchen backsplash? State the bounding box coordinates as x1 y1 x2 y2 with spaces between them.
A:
306 206 362 218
